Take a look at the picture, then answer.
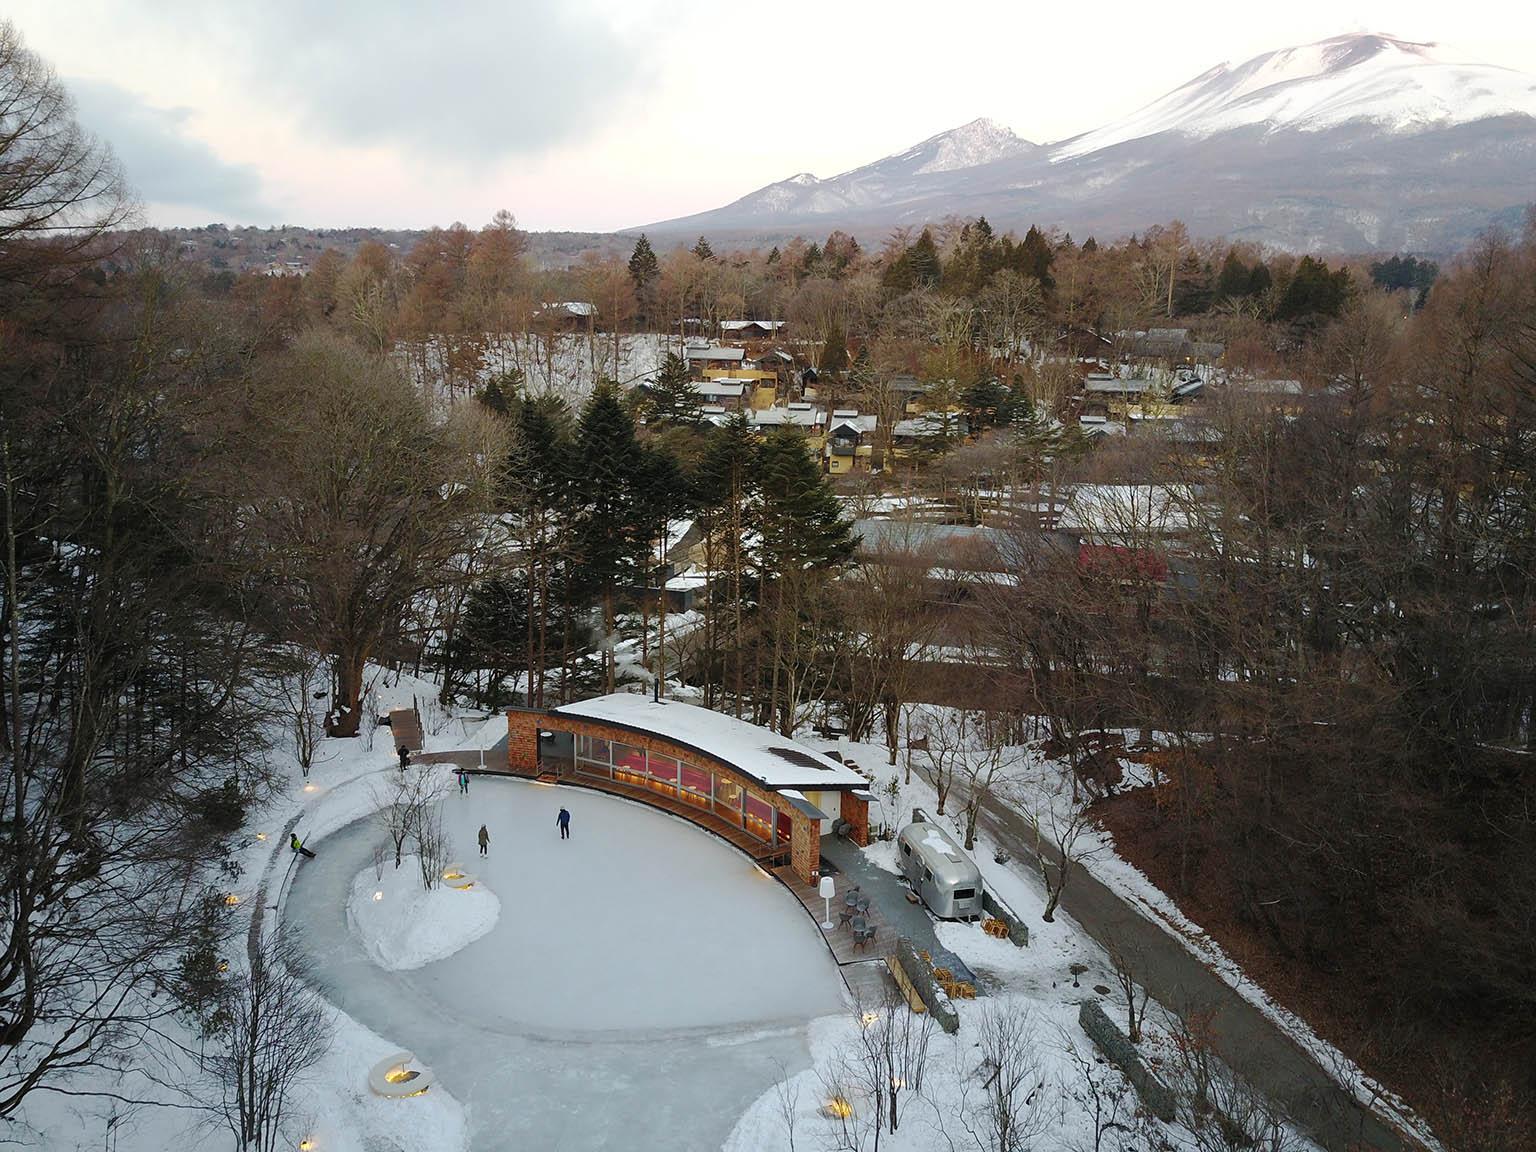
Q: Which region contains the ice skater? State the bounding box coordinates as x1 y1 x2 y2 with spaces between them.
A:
477 824 490 856
457 769 469 794
290 832 316 859
556 806 571 840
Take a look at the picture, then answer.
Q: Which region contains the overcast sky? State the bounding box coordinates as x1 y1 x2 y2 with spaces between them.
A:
8 1 1533 234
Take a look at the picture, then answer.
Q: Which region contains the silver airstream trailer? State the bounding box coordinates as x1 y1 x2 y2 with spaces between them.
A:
896 817 985 920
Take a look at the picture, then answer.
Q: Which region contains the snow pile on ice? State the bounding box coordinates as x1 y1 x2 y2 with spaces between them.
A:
347 854 499 971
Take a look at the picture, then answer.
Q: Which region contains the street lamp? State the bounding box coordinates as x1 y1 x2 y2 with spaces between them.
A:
819 875 836 929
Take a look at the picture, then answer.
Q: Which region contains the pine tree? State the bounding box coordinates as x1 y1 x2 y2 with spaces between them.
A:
694 416 759 711
644 351 703 425
628 234 659 289
572 381 641 693
692 236 715 261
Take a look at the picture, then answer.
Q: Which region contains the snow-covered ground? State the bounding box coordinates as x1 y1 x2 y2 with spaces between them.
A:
11 669 1416 1152
346 852 500 971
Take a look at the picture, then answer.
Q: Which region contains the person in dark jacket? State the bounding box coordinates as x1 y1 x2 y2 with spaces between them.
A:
398 745 411 770
290 833 316 859
556 807 571 840
477 824 490 856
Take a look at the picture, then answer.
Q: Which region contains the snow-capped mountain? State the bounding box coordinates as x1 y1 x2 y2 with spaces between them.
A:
1051 34 1536 159
682 118 1040 222
639 34 1536 254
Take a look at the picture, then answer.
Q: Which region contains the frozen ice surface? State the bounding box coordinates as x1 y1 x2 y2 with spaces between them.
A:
285 777 844 1150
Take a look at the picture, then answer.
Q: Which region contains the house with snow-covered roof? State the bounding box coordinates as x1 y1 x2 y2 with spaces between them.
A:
825 410 877 475
504 693 875 883
685 345 746 374
721 319 786 340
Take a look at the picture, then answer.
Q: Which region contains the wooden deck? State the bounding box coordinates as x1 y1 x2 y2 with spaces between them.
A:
556 770 791 864
773 865 897 968
387 707 424 754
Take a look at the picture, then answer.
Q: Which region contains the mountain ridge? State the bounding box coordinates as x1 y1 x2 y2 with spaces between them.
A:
638 33 1536 254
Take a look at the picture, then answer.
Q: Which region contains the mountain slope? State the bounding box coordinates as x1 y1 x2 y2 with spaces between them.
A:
1052 34 1536 159
639 34 1536 254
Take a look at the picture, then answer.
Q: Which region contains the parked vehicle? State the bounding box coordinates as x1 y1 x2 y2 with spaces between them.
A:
896 815 985 920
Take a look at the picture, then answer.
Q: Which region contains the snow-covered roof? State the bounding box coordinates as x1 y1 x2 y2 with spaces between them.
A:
685 346 746 362
553 694 870 790
537 301 596 316
752 405 824 427
721 320 786 331
696 380 747 398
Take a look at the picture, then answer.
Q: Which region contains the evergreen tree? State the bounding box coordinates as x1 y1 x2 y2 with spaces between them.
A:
643 352 703 425
767 246 780 264
908 229 942 288
571 381 641 692
1217 249 1250 299
476 368 522 416
628 234 659 289
692 235 715 261
819 321 848 379
962 376 1007 430
694 415 759 711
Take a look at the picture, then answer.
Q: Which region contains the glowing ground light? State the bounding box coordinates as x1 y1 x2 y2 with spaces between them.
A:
860 1011 880 1028
300 1143 312 1151
224 894 240 906
256 833 267 841
825 1096 852 1119
373 892 383 901
303 784 317 792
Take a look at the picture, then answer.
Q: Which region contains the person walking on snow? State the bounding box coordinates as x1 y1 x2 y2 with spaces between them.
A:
458 769 469 794
556 807 571 840
290 833 316 859
398 744 410 771
477 824 490 856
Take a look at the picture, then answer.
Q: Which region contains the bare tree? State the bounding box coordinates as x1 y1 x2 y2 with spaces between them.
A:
1059 1028 1140 1152
1161 1008 1299 1152
208 933 331 1152
1023 774 1100 923
275 648 325 776
958 1001 1053 1152
0 20 134 271
846 991 935 1141
1105 938 1153 1044
225 330 493 738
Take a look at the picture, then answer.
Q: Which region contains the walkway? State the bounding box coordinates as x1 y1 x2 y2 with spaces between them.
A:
387 707 423 753
817 834 976 986
961 778 1424 1152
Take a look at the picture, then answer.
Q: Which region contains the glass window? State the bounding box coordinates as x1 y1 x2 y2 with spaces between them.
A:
648 753 678 785
576 734 610 762
952 888 975 901
775 809 792 845
714 774 742 818
679 761 711 797
613 742 647 785
743 793 774 841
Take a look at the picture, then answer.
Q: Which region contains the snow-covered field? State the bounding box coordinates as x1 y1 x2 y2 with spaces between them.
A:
14 670 1419 1152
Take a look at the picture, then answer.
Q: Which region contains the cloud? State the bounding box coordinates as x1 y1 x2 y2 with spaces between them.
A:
193 1 653 165
69 78 274 219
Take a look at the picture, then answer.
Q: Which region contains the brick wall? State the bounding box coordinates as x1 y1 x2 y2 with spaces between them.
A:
841 792 870 847
790 811 819 884
505 708 542 775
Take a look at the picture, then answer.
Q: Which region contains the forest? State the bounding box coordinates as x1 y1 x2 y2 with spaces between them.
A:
2 18 1533 1149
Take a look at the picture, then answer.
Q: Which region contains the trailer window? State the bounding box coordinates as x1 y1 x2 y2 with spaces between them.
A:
901 842 911 856
923 868 932 883
951 887 975 901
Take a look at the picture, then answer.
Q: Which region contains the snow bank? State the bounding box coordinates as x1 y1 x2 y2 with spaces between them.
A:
347 854 500 971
